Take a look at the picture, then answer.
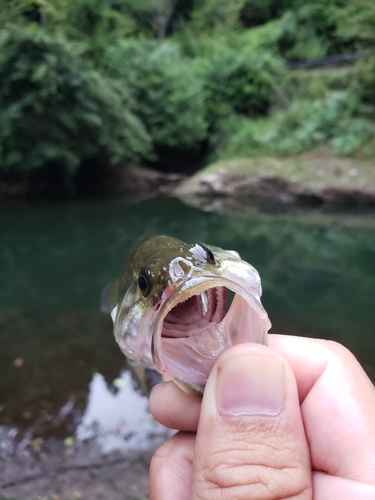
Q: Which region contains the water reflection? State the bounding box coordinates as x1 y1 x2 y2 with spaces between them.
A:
0 309 122 436
77 371 170 453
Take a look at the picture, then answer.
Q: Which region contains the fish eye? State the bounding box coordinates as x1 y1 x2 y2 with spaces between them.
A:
200 244 215 264
138 274 149 296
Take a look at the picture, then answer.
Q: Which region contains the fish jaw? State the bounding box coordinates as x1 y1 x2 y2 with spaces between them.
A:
151 275 271 395
113 300 157 366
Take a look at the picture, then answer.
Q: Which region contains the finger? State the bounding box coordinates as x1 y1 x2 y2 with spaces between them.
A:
149 432 194 500
312 471 375 500
149 381 201 431
269 335 375 484
191 344 312 500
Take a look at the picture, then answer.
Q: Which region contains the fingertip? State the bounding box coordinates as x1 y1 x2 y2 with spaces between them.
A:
149 381 201 431
201 343 302 422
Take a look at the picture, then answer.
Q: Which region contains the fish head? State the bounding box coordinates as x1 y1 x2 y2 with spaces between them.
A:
103 235 271 396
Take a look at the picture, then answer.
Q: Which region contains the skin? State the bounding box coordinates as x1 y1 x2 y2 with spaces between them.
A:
149 334 375 500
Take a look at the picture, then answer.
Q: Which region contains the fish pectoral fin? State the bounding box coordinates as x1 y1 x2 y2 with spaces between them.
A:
100 279 120 314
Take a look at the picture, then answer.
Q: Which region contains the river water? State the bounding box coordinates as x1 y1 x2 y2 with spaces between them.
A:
1 197 375 452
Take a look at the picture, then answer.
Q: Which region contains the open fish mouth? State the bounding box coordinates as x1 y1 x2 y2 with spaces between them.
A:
152 276 270 396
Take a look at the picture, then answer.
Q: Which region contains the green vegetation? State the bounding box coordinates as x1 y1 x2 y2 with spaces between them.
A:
0 0 374 192
0 28 151 174
216 89 375 159
103 40 208 152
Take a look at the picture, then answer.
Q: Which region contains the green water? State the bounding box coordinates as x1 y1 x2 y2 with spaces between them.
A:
1 197 375 440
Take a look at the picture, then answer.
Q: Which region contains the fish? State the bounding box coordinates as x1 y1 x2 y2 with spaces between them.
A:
102 235 271 396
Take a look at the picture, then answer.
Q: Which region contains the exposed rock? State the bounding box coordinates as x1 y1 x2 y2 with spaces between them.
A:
175 154 375 210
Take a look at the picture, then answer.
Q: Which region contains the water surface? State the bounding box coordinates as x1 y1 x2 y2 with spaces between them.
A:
1 197 374 449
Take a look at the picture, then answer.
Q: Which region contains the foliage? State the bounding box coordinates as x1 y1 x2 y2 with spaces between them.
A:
183 0 357 61
216 90 375 159
189 0 246 32
0 0 375 187
272 2 349 60
103 40 208 151
356 56 375 106
0 0 139 55
201 43 286 124
0 0 39 27
243 2 353 60
240 0 279 28
60 0 135 55
0 0 70 31
124 0 178 40
175 31 286 123
335 0 375 49
0 28 152 173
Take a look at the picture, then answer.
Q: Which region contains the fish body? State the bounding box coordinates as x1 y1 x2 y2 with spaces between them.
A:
102 235 271 396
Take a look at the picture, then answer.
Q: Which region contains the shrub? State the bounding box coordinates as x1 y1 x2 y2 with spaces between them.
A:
335 0 375 50
0 27 151 174
241 0 357 61
216 90 375 158
103 39 208 152
202 43 286 123
355 56 375 106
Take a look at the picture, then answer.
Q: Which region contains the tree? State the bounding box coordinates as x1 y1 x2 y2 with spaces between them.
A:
0 28 152 174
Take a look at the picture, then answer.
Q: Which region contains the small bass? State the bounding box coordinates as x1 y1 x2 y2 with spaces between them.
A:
102 235 271 396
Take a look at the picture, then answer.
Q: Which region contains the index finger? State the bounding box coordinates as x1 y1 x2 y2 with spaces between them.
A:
270 335 375 483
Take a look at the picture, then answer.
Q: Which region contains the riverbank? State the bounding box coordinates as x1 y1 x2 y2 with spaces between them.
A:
1 148 374 209
175 148 375 211
0 434 154 500
0 307 168 500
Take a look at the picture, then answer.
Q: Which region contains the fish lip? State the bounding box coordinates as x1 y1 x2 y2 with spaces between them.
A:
151 275 269 379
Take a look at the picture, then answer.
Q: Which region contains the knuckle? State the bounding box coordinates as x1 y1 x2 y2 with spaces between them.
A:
194 437 311 500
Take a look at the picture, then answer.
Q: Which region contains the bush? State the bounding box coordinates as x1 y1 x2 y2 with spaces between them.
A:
216 90 375 158
355 56 375 106
103 39 208 152
241 0 357 61
201 43 286 123
176 30 285 124
335 0 375 50
0 27 152 174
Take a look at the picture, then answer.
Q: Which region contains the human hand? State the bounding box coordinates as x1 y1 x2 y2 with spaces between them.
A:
149 335 375 499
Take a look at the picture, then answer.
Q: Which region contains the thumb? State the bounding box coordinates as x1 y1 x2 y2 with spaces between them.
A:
192 344 312 500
